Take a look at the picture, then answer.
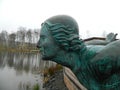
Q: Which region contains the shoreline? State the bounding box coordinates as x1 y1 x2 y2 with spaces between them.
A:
43 70 68 90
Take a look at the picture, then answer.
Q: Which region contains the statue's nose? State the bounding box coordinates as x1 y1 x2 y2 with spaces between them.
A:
36 44 40 48
37 39 41 48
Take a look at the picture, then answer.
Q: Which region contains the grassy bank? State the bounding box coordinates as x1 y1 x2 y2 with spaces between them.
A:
0 46 39 53
42 64 63 83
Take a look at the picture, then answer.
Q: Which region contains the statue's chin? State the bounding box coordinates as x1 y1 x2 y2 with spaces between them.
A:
42 59 49 61
41 55 54 61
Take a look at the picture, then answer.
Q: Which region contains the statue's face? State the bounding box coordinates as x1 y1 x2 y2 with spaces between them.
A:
37 24 59 60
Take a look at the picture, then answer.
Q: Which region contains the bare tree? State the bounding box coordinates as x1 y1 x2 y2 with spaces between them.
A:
86 30 90 38
102 30 107 37
34 29 40 43
0 30 8 46
16 27 26 48
8 33 16 48
26 29 32 46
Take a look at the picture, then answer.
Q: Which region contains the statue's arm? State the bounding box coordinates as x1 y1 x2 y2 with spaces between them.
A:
97 56 120 74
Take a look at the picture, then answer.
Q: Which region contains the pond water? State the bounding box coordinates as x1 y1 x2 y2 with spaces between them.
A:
0 52 45 90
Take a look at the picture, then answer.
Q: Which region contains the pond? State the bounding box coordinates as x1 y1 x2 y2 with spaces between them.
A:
0 52 46 90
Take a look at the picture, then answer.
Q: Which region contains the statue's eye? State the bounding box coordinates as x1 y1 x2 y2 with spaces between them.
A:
42 37 45 40
40 35 46 41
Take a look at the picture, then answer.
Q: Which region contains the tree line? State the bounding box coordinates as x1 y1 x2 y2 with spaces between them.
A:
0 27 40 52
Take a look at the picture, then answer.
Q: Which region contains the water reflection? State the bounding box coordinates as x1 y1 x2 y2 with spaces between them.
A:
0 52 45 90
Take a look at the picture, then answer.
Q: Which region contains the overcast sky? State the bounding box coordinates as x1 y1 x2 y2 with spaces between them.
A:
0 0 120 38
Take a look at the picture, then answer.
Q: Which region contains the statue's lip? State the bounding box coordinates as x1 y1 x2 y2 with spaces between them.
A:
39 47 42 50
39 48 44 53
40 49 43 52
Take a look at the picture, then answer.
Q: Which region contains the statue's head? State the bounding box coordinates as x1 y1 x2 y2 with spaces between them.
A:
37 15 84 60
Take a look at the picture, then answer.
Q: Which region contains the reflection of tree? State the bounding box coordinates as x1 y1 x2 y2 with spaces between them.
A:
18 81 40 90
0 52 6 68
14 53 25 72
0 53 42 72
23 53 31 73
0 52 56 75
7 53 14 67
18 81 31 90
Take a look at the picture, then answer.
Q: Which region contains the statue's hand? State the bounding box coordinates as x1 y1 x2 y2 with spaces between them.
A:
106 33 118 42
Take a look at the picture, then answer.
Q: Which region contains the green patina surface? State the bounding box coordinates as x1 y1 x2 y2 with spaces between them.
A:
37 15 120 90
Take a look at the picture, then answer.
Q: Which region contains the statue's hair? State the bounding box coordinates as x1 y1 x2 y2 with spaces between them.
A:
43 21 86 53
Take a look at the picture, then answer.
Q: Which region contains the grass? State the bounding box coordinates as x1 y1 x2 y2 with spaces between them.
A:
0 44 39 53
43 64 63 83
33 83 40 90
0 47 39 53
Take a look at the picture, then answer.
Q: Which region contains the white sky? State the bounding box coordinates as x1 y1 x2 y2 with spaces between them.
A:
0 0 120 38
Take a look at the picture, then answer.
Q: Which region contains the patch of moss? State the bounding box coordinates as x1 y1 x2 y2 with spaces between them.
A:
33 83 40 90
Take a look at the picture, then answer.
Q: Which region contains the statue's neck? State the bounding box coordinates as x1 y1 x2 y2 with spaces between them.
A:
52 51 81 70
79 40 87 56
52 40 87 73
52 40 87 70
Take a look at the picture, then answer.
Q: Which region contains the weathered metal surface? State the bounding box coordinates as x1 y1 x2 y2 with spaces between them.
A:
64 67 87 90
37 15 120 90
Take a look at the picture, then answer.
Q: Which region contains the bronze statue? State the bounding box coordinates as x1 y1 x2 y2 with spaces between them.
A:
37 15 120 90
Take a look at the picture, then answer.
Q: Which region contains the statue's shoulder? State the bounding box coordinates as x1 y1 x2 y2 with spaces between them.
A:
89 39 120 64
82 45 103 61
83 35 119 61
